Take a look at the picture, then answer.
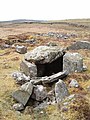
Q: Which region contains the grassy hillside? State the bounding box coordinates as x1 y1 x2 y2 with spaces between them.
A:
0 19 90 120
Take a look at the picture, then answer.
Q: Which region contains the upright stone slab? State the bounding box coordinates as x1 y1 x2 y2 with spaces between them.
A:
55 79 69 103
20 60 37 77
63 53 83 74
12 90 30 106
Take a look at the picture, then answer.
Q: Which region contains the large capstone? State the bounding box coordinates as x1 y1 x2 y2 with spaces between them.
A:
24 46 65 77
63 52 83 74
24 46 64 64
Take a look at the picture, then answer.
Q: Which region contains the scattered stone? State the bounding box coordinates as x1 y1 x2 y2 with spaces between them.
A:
1 44 11 49
12 90 30 106
31 85 47 101
46 42 57 46
69 79 79 88
64 94 75 102
55 79 69 103
83 64 87 71
24 46 65 64
20 82 33 95
12 71 30 84
20 60 37 77
61 106 68 112
68 41 90 50
16 45 27 54
63 52 83 74
25 39 36 44
86 86 90 91
13 103 24 111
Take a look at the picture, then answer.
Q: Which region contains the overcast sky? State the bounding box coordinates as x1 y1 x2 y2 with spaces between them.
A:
0 0 90 21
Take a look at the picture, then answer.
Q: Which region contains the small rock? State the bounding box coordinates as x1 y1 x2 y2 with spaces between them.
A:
25 39 36 44
12 71 30 84
31 85 47 101
46 42 57 46
68 41 90 50
61 106 68 112
55 79 69 103
86 86 90 91
83 64 87 71
40 111 44 114
16 45 27 54
64 94 75 102
1 44 11 49
69 79 79 88
13 103 24 111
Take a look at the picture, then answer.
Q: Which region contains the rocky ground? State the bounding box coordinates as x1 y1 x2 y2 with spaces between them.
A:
0 19 90 120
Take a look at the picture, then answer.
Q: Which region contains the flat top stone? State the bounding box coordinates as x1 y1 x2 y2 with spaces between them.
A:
24 46 65 64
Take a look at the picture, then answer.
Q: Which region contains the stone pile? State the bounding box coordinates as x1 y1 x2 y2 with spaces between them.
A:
12 79 69 111
11 45 86 111
36 32 77 39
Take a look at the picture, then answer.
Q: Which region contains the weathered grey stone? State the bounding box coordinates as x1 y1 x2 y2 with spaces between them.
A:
63 53 83 74
25 39 36 44
41 71 68 84
12 71 30 84
30 71 67 85
68 41 90 50
20 60 37 77
31 85 47 101
69 79 79 88
12 71 23 80
20 82 33 95
55 79 69 103
16 45 27 54
24 46 65 64
1 44 11 49
13 103 24 111
12 90 30 106
46 42 57 46
83 64 87 71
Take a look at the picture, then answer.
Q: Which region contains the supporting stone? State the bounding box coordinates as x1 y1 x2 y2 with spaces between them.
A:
63 52 83 74
20 60 37 77
55 79 69 103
